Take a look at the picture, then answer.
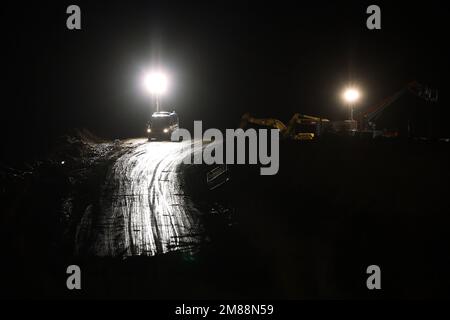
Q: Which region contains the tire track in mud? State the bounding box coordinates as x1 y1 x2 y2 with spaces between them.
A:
146 156 165 254
86 139 203 257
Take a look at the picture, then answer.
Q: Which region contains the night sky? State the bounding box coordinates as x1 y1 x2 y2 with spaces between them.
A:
3 1 449 161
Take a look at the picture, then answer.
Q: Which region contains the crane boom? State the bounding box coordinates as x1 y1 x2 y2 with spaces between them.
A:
361 81 438 130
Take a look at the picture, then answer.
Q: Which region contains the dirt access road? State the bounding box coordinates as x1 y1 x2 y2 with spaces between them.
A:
76 138 204 257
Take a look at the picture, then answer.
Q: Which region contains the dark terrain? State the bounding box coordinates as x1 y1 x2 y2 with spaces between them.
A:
1 133 449 299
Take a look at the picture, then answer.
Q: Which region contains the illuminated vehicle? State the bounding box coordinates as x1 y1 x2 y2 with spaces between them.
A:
147 111 179 141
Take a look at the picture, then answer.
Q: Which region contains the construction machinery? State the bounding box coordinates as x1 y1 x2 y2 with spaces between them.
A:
239 81 438 141
357 81 438 138
147 111 179 141
240 112 330 140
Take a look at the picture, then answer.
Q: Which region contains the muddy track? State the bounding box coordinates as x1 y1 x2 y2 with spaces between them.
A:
78 139 204 257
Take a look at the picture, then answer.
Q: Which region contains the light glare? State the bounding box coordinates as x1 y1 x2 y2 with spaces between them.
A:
343 88 360 103
144 72 168 95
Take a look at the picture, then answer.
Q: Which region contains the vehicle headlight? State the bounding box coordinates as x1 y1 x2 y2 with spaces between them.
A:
147 128 151 133
163 128 169 133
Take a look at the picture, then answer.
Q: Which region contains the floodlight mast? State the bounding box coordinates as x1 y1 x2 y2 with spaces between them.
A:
144 72 168 113
155 95 161 112
343 88 360 121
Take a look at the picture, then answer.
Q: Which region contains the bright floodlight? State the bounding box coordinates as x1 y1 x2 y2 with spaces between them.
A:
343 88 360 103
144 72 168 95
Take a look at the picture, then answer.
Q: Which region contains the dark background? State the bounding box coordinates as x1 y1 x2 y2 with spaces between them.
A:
1 1 450 300
2 0 449 160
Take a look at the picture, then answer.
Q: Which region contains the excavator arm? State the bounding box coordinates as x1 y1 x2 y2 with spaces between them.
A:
286 113 330 139
240 113 288 134
240 112 329 140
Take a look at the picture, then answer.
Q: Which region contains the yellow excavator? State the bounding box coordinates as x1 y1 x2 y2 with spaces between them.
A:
239 112 330 140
